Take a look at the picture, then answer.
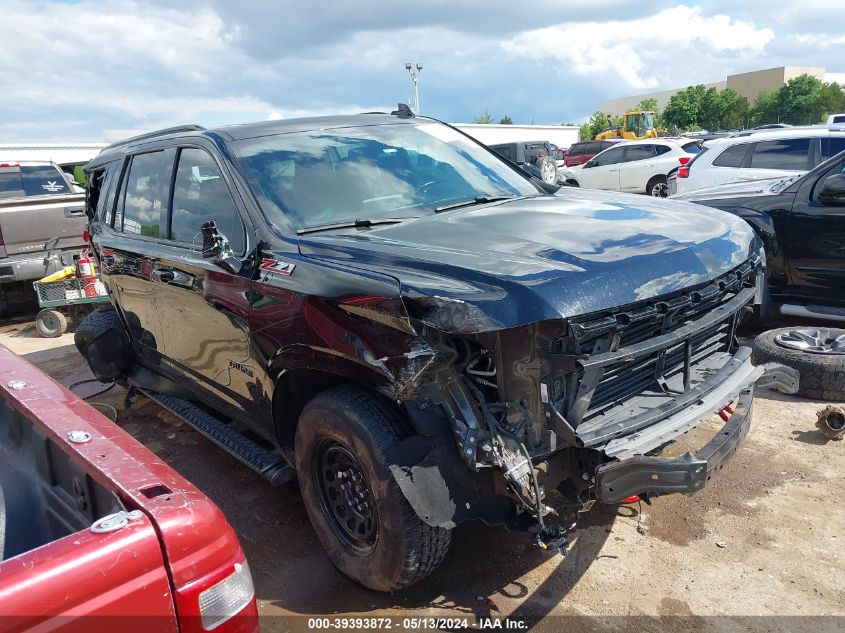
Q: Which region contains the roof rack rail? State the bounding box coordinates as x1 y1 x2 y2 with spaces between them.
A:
104 125 206 150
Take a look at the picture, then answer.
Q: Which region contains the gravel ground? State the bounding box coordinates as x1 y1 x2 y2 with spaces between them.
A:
1 309 843 631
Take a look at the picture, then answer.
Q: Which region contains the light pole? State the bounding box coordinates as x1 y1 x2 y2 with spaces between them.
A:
405 62 423 115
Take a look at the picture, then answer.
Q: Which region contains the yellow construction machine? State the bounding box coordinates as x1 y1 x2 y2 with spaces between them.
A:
595 111 658 141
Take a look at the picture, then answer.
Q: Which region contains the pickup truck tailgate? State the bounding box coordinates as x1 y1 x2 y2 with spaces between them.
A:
0 519 178 632
0 193 86 256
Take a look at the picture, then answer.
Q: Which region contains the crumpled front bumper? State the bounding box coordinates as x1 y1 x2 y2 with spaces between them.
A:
594 356 799 504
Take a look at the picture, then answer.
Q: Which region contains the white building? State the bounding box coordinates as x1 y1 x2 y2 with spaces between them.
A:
0 143 107 167
453 124 580 149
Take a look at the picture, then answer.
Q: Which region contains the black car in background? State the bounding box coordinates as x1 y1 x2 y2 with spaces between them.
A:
672 150 845 321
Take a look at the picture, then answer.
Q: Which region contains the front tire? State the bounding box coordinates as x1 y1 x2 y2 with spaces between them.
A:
535 156 558 185
295 386 451 591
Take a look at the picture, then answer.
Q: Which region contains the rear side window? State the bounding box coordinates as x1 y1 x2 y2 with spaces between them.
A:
833 115 845 124
0 170 24 198
586 142 601 154
682 142 703 154
825 137 845 159
654 145 672 156
491 145 515 162
170 148 245 253
119 152 170 238
749 138 811 170
713 143 751 168
20 165 69 196
569 143 585 155
624 145 656 162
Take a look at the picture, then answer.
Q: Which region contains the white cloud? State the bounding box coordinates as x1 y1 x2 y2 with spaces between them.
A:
501 5 775 91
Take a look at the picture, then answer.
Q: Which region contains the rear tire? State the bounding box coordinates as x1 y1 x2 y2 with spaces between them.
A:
295 386 451 591
535 156 558 185
647 175 669 197
35 309 67 338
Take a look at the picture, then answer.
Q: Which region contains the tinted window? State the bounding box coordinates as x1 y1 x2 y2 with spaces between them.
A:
600 141 617 151
713 143 751 168
749 138 811 170
570 143 586 156
491 145 515 162
624 145 656 162
655 145 672 156
120 152 169 238
593 146 626 166
586 142 601 154
0 170 23 197
825 137 845 159
682 142 703 154
833 115 845 124
20 165 69 196
171 148 244 252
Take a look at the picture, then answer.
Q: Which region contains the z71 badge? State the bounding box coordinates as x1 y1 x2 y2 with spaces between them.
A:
259 258 295 276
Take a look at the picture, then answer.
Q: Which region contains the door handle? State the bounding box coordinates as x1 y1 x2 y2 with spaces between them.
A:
152 269 175 282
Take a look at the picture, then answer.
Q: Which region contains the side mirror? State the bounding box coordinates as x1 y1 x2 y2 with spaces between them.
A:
818 173 845 207
201 220 242 274
584 160 596 168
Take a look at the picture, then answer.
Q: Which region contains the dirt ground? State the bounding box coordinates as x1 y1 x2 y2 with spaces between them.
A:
1 307 843 630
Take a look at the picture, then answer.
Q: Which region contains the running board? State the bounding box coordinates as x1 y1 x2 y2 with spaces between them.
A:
141 390 295 486
780 304 845 324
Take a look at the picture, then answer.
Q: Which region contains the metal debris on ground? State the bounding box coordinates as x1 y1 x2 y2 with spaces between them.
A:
816 405 845 440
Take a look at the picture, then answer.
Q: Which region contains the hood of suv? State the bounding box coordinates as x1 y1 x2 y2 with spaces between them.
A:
298 189 760 332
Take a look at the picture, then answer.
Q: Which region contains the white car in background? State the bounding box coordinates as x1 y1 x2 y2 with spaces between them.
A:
561 138 702 197
673 127 845 195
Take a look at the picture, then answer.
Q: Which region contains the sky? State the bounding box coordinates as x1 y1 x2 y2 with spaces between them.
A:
1 0 844 142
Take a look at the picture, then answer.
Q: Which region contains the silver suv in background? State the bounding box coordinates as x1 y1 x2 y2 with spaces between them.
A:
673 127 845 195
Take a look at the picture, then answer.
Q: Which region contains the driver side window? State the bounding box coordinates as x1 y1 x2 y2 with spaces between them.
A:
170 148 245 253
593 146 626 167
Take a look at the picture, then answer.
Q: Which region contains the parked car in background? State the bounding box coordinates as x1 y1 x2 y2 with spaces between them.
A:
673 127 845 195
75 112 798 592
488 140 559 184
0 160 87 317
827 113 845 126
672 149 845 324
0 346 259 632
562 138 703 197
563 139 622 167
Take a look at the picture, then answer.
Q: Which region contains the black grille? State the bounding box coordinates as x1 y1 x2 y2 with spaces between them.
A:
567 258 759 427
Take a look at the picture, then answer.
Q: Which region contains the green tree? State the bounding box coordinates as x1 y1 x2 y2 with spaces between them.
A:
473 108 493 124
819 82 845 119
579 111 614 140
777 74 825 124
663 86 703 131
751 90 779 125
499 115 513 124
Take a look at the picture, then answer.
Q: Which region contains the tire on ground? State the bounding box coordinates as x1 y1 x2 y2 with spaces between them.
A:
295 385 451 591
74 305 132 382
35 309 67 338
751 327 845 401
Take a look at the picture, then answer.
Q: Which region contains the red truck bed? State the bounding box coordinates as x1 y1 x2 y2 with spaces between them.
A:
0 345 259 632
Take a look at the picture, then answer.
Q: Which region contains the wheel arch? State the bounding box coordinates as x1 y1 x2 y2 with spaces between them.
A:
269 349 397 450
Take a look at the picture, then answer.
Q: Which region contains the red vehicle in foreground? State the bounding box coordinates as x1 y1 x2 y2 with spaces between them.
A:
0 345 258 633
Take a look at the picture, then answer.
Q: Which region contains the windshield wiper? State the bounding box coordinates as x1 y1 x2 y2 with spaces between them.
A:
434 194 530 213
297 217 416 235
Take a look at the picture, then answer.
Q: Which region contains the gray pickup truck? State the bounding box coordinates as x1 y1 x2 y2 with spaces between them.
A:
0 161 87 316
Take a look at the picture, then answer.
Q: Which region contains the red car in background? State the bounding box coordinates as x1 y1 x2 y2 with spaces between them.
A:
564 139 623 167
0 345 259 633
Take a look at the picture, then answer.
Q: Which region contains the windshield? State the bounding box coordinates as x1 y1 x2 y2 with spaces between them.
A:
626 113 654 133
230 121 539 232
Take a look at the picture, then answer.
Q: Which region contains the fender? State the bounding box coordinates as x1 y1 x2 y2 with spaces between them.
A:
723 206 786 287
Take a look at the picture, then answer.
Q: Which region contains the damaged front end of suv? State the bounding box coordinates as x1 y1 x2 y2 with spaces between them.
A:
332 247 800 553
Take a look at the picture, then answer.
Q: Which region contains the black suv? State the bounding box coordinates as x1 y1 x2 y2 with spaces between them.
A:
488 140 559 184
672 149 845 319
76 111 796 591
